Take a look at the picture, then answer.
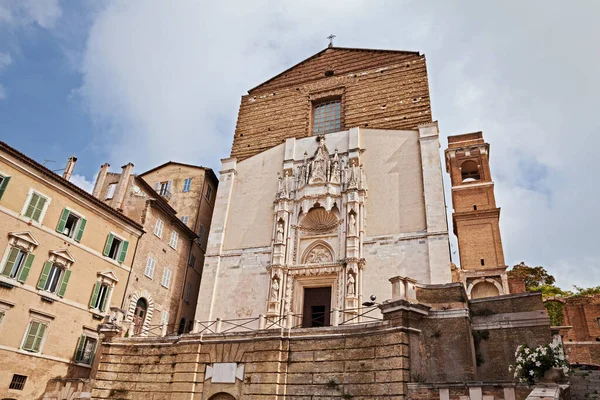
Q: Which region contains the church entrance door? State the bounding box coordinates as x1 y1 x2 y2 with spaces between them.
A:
302 287 331 328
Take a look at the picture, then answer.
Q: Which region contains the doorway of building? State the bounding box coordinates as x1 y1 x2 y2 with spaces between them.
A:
133 298 148 335
302 287 331 328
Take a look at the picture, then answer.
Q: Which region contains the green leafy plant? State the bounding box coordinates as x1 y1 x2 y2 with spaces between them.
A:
509 342 569 384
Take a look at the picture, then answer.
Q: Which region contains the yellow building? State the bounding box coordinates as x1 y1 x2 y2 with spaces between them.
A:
0 141 144 399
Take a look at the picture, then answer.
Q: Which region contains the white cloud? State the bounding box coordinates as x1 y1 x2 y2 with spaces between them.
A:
0 52 12 70
70 173 95 194
0 0 62 29
77 1 600 289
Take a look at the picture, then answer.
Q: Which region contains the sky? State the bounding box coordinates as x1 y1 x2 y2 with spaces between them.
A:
0 0 598 290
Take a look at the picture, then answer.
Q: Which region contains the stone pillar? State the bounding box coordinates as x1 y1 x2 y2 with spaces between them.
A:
418 122 451 284
111 163 134 210
92 163 110 199
195 158 237 322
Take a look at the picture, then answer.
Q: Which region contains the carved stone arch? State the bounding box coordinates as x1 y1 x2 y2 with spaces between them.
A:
208 393 236 400
300 206 340 233
126 289 155 335
302 240 335 264
467 278 503 299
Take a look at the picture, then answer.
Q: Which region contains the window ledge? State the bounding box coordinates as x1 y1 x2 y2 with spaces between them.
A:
41 295 55 303
0 279 15 289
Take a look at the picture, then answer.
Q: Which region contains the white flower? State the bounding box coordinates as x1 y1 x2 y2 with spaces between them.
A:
524 348 530 354
535 361 541 367
517 357 524 363
529 370 534 376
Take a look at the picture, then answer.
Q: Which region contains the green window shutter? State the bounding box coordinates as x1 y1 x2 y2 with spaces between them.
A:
17 253 35 283
100 286 112 312
1 247 19 276
24 193 40 218
74 334 86 362
32 196 47 222
118 240 129 263
0 176 11 201
23 321 40 350
57 269 71 297
37 262 52 290
74 218 87 242
89 282 101 308
32 322 46 352
103 233 114 257
56 209 70 234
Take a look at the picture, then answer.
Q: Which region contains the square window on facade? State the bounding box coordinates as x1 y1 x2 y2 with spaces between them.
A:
0 174 10 201
1 247 29 279
188 253 196 267
75 335 97 365
198 225 205 241
144 257 156 279
313 100 342 135
154 219 164 238
43 264 63 294
180 215 189 225
183 178 192 192
37 262 70 297
103 233 129 263
23 191 48 222
205 185 212 201
9 374 27 390
22 320 47 353
161 311 169 326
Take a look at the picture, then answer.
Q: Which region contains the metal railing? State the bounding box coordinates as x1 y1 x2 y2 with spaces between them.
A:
128 306 382 338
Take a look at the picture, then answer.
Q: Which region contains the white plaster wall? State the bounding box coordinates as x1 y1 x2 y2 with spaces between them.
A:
361 129 427 236
223 145 284 250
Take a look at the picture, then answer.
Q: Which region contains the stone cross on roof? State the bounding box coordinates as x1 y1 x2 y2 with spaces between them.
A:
327 34 336 47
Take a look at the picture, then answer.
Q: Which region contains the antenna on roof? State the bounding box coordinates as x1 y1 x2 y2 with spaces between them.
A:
327 34 336 48
42 159 56 166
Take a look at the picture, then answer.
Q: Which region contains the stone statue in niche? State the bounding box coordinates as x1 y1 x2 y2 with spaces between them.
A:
347 273 356 296
270 278 280 301
276 221 284 243
304 245 333 264
330 149 341 184
348 212 357 236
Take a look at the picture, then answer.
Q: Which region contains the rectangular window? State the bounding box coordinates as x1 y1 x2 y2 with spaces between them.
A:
23 191 48 222
183 178 192 192
161 268 172 288
313 99 342 135
56 209 86 242
9 374 27 390
1 247 34 281
198 225 205 241
43 264 62 294
154 219 164 238
188 253 196 267
0 174 11 201
144 257 156 279
161 310 169 326
103 233 129 263
37 262 70 297
180 215 189 225
22 320 47 353
205 185 212 201
91 284 111 311
105 183 116 199
169 231 178 249
0 311 4 326
184 283 191 302
156 180 172 199
74 335 97 365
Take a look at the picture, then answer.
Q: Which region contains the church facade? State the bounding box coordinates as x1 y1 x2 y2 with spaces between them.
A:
196 47 451 326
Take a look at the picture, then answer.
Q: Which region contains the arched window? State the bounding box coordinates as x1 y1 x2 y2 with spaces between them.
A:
461 160 480 182
133 298 148 335
208 393 236 400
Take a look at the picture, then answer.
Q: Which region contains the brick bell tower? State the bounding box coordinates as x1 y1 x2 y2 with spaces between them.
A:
445 132 509 299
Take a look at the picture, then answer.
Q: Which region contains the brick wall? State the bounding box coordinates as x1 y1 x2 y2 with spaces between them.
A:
231 47 432 161
92 324 410 399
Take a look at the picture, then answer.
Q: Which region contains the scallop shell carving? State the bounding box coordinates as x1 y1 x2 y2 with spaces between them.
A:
300 207 339 233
